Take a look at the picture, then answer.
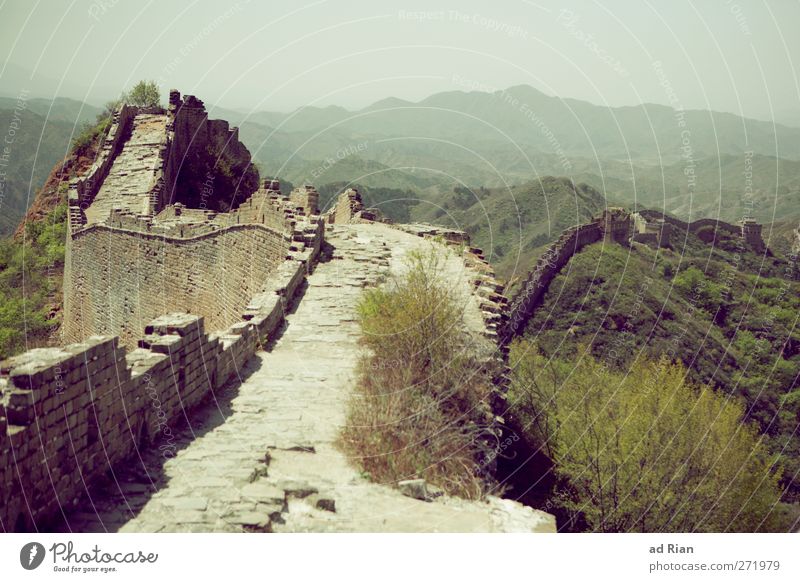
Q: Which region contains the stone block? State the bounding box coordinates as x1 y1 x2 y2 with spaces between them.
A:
145 313 205 337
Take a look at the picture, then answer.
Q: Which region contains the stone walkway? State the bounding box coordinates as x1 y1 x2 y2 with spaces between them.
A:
59 223 554 533
85 113 167 225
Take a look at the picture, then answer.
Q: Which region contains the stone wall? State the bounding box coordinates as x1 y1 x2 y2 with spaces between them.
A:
639 209 766 252
501 221 603 343
600 207 631 243
67 104 137 229
1 214 322 531
502 208 770 343
161 91 258 212
631 218 673 248
328 188 382 224
63 222 290 348
63 182 324 349
289 185 320 216
62 91 316 350
329 188 363 224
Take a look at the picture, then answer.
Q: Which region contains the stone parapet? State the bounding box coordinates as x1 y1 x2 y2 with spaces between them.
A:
1 214 323 531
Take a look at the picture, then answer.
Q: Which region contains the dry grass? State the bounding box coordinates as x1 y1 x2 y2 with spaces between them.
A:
339 248 498 499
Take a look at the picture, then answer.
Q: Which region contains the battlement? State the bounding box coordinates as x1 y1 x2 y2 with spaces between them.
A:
289 184 320 216
639 210 767 253
328 188 386 224
0 280 308 531
502 207 773 343
739 218 765 253
61 90 320 350
599 207 632 244
631 213 673 248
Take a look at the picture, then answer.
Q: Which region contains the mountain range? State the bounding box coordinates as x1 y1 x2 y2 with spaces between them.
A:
2 84 800 239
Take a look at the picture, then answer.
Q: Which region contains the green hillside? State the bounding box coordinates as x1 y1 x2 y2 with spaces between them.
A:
412 177 608 280
0 105 79 235
518 236 800 499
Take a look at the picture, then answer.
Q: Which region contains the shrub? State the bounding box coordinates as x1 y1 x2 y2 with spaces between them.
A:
0 202 68 358
71 116 110 156
125 80 160 108
340 248 498 499
673 266 723 314
508 340 788 532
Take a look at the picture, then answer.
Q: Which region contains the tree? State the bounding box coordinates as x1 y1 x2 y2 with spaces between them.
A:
508 340 788 532
125 80 161 108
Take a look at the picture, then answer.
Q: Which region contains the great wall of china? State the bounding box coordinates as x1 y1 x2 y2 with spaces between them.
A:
0 92 550 533
0 91 770 533
500 208 768 344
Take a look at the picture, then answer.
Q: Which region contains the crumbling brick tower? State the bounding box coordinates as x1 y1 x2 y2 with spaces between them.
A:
740 218 766 253
600 207 631 244
290 184 320 216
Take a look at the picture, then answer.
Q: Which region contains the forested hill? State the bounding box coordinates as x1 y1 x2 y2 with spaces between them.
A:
410 177 608 280
518 228 800 500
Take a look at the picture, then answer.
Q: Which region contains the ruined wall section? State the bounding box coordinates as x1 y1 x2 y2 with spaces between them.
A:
328 188 383 224
502 208 771 344
63 179 323 349
501 222 603 343
329 188 363 224
288 185 320 217
63 222 291 348
639 209 766 252
67 104 137 230
161 91 258 212
1 215 323 532
62 90 307 349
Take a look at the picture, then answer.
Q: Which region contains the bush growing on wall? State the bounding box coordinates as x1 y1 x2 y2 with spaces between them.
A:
124 80 161 109
340 248 497 499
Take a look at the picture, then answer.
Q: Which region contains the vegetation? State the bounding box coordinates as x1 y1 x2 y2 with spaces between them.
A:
413 177 607 281
520 237 800 502
124 80 161 109
71 115 111 156
0 102 96 235
1 105 114 357
0 200 67 357
508 341 790 532
340 248 497 499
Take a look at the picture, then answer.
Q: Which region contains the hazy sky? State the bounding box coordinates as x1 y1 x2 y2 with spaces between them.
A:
1 0 798 121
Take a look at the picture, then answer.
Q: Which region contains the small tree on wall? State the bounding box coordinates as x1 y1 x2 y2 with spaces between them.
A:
125 80 161 108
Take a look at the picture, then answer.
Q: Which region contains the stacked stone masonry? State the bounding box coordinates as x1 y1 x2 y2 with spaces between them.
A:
63 91 322 350
639 210 766 253
0 91 558 532
501 219 604 342
1 91 327 531
1 233 317 531
328 188 382 224
502 208 769 344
